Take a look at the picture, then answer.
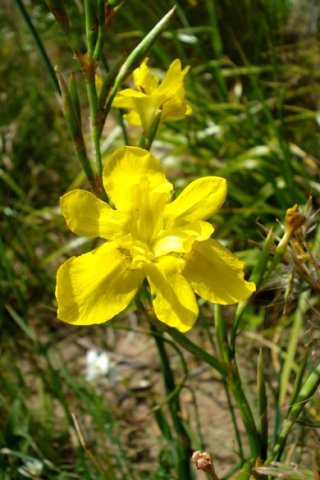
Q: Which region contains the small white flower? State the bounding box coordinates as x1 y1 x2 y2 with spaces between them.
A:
17 459 43 478
85 349 121 384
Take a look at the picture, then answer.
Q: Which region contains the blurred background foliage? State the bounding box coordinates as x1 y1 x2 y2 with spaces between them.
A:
1 0 319 478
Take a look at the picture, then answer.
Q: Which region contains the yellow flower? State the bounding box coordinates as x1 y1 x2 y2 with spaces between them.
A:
112 58 192 131
56 146 255 332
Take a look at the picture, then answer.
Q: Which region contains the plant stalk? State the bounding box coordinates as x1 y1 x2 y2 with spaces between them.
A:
150 324 193 480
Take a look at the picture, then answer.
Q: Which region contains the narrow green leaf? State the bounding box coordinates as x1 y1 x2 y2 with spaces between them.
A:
257 350 268 460
279 290 310 406
68 72 81 125
288 347 310 414
14 0 60 94
55 67 94 181
213 304 230 364
266 362 320 464
235 461 252 480
165 326 226 377
104 7 176 121
5 305 37 343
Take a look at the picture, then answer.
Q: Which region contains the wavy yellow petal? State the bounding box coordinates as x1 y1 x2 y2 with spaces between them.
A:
56 242 144 325
120 111 141 126
128 180 169 243
161 95 191 122
60 189 127 239
132 58 159 93
158 59 189 95
113 89 160 130
144 255 198 332
130 96 160 131
183 239 256 304
103 146 173 210
153 220 213 257
112 89 145 109
165 177 227 223
155 60 191 122
186 104 192 115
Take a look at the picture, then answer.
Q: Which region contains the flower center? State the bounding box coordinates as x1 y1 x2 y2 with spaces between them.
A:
130 240 154 267
117 237 156 269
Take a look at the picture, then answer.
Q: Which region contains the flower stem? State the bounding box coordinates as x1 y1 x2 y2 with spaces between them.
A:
150 324 193 480
257 350 268 460
167 323 261 459
93 0 111 61
207 310 244 460
84 0 97 57
139 111 162 151
83 0 103 178
223 382 245 461
265 361 320 465
227 359 262 460
165 326 227 377
205 304 261 460
86 74 103 177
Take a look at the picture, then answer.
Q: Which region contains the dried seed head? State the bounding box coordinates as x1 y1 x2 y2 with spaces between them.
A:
192 451 219 479
192 451 213 471
285 204 306 238
276 204 306 255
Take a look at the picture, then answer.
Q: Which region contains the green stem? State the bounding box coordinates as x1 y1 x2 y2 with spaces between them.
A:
84 0 97 57
165 326 227 377
139 111 162 151
167 327 260 458
14 0 60 95
86 67 103 177
288 348 310 414
55 67 94 183
212 306 261 459
150 324 193 480
207 311 244 460
83 0 103 177
93 27 105 61
257 350 268 460
227 360 262 460
118 111 129 146
93 0 108 62
214 305 231 364
279 290 310 406
223 382 245 461
265 362 320 464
